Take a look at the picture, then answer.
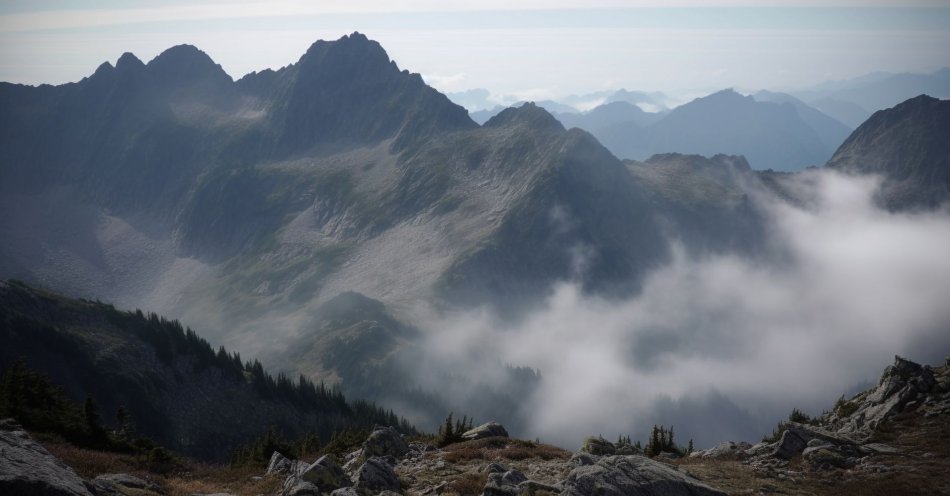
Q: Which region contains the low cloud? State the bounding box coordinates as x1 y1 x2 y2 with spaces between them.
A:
416 170 950 449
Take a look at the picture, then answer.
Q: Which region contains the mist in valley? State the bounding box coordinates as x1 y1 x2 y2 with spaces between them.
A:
401 170 950 449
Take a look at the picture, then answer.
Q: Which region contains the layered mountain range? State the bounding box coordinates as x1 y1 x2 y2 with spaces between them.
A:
2 33 949 439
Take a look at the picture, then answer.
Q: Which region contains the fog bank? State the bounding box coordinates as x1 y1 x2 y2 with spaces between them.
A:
418 171 950 449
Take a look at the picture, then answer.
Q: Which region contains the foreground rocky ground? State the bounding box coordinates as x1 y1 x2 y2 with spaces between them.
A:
2 356 948 495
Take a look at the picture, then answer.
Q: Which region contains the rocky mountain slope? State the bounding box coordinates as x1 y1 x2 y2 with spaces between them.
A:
0 33 668 357
3 355 947 495
827 94 950 209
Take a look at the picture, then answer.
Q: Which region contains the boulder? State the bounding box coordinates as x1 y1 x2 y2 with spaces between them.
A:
0 419 93 496
483 469 528 496
461 421 509 440
354 456 400 493
579 436 616 456
267 451 307 477
92 473 164 495
771 424 845 460
560 455 727 496
298 455 352 493
330 488 360 496
362 425 409 458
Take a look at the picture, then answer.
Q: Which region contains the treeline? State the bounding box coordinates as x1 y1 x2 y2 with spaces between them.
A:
0 280 416 460
0 358 178 472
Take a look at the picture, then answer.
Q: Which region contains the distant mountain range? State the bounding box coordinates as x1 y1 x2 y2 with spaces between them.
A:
793 68 950 127
1 33 948 435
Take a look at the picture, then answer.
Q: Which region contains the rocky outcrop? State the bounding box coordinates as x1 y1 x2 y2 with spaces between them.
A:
0 419 93 496
561 455 727 496
833 355 937 439
461 421 509 441
362 425 409 458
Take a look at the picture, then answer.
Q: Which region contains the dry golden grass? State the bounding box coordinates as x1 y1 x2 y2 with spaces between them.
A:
445 471 489 496
42 441 282 496
441 437 570 464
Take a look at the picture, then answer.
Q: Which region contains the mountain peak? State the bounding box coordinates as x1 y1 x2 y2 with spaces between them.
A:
115 52 145 72
147 44 232 86
484 102 565 132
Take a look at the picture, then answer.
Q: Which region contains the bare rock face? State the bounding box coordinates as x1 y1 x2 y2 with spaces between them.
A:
0 419 93 496
560 455 727 496
461 421 509 441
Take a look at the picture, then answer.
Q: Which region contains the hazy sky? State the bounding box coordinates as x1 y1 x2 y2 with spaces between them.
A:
2 1 949 100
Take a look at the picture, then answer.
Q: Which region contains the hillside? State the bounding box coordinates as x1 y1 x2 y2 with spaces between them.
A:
0 280 412 461
826 94 950 209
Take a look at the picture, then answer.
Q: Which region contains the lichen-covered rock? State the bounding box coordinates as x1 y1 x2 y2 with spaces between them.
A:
0 419 93 496
461 421 509 440
362 425 409 458
299 455 352 493
561 455 727 496
579 436 616 456
92 473 164 495
354 456 400 493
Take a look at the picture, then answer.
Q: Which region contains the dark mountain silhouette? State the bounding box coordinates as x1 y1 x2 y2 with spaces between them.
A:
827 94 950 209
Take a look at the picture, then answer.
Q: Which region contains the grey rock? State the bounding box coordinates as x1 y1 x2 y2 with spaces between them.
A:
579 436 616 456
0 419 93 496
483 469 528 496
93 473 164 495
483 462 508 473
771 424 845 460
299 455 352 493
267 451 296 476
560 455 727 496
695 441 752 459
570 452 600 468
284 481 321 496
354 456 400 492
329 488 360 496
861 442 899 454
461 421 509 440
743 442 773 457
835 356 936 439
362 425 409 458
518 480 560 493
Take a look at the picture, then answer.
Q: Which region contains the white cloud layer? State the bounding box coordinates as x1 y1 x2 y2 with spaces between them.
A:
416 171 950 449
